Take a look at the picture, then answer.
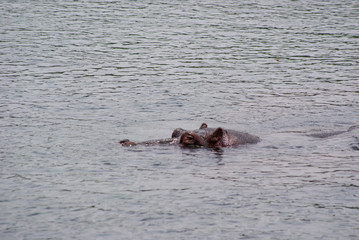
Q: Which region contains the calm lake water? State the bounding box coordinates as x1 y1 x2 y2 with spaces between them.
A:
1 0 359 239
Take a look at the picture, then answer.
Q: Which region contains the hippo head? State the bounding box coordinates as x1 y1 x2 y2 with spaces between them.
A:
179 131 205 147
172 128 187 138
173 123 207 138
179 126 224 148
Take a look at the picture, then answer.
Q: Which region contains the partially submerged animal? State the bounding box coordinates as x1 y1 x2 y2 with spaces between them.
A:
120 123 260 148
306 125 359 151
308 125 359 138
121 124 359 150
179 124 260 148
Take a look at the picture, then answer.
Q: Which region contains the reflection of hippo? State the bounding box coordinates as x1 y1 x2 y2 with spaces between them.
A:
120 123 260 148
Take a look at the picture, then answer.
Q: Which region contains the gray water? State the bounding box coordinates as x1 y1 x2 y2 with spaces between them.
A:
1 0 359 239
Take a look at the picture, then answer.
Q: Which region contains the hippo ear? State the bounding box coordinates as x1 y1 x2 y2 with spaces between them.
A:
207 128 224 147
212 127 224 138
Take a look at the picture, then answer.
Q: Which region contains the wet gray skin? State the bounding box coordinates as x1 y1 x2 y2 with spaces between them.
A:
171 128 187 138
183 127 261 148
178 127 217 147
219 129 261 146
308 125 359 138
120 123 261 148
120 123 212 147
119 138 179 147
120 127 194 147
121 125 358 148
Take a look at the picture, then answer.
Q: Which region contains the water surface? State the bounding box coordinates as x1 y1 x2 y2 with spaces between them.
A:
1 0 359 239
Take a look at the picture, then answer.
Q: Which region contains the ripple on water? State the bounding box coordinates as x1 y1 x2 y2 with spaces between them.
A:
1 0 359 239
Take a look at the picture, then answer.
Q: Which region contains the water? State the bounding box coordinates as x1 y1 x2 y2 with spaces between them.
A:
1 0 359 239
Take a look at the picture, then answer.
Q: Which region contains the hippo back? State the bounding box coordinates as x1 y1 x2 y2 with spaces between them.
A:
222 129 261 146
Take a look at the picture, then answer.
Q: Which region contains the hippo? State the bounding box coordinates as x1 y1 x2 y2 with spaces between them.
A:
119 127 189 147
306 125 359 151
179 123 260 148
120 123 260 148
120 125 202 147
119 137 178 147
308 125 359 138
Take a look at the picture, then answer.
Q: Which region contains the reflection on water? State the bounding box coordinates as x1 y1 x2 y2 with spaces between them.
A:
1 0 359 239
